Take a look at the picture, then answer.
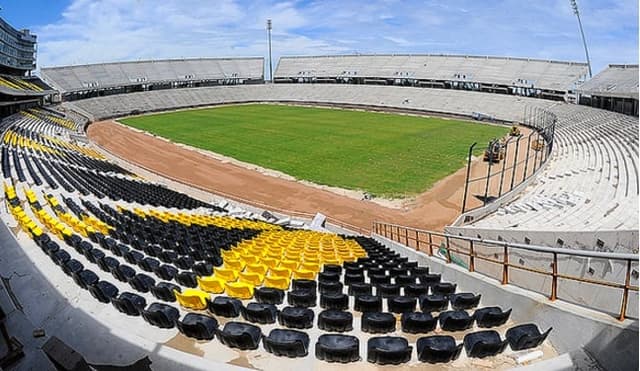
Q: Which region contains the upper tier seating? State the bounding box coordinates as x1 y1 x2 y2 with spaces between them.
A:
41 58 264 93
275 55 588 93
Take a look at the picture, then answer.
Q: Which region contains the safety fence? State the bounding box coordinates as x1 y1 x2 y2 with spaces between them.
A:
461 106 557 213
373 220 638 321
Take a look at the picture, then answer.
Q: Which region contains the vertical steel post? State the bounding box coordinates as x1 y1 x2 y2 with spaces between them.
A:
461 142 477 213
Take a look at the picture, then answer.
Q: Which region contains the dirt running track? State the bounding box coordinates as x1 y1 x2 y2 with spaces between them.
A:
88 120 496 232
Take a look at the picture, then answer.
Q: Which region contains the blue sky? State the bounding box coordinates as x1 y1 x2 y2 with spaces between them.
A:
2 0 637 77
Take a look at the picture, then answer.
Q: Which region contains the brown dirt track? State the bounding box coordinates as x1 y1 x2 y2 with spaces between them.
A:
88 120 518 232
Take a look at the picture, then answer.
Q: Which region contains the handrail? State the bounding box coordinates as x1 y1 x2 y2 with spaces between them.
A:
372 220 638 321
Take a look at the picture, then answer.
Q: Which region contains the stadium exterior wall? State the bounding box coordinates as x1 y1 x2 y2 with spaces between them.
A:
373 233 639 371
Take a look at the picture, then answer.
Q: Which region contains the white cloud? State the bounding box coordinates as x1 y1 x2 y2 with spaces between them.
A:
33 0 638 75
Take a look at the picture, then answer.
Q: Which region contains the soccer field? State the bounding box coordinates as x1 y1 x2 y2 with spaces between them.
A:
120 104 509 197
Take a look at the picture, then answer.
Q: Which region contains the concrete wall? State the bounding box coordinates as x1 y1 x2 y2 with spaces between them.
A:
373 233 639 371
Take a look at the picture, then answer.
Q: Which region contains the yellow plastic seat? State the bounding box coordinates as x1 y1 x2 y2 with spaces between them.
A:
238 272 264 286
225 281 254 299
322 258 341 266
293 269 317 280
224 258 245 271
244 255 264 266
197 276 226 294
263 276 290 290
174 288 209 310
214 267 239 282
300 262 320 272
279 259 299 271
261 257 279 269
245 263 268 276
269 266 291 278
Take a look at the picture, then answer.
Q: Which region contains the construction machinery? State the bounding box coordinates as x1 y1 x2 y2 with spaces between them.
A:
483 138 506 163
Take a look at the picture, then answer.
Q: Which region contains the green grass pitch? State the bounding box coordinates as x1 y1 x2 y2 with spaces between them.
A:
120 104 509 197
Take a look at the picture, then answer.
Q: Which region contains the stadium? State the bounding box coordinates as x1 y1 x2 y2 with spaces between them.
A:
0 3 638 371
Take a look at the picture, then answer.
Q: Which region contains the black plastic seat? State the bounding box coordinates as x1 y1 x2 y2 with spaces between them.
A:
401 312 437 334
416 335 463 363
318 271 340 283
208 296 242 317
376 283 400 298
361 312 396 334
450 292 481 310
98 256 120 273
315 334 359 363
505 324 552 351
319 280 343 294
177 313 218 340
111 264 136 283
323 264 342 274
139 257 160 272
111 292 147 316
217 321 262 350
62 259 84 276
395 274 415 285
287 289 316 307
439 310 475 331
175 271 198 288
432 282 457 296
52 249 71 266
278 306 314 329
343 272 365 285
72 269 99 289
320 293 348 310
419 294 449 312
463 330 508 358
142 303 179 328
254 287 285 305
241 303 278 324
412 266 430 276
151 282 181 302
387 296 417 313
292 279 317 292
474 307 512 328
42 240 60 257
175 255 195 270
153 264 178 281
404 283 429 297
88 281 119 303
129 273 156 293
389 267 408 277
87 248 105 264
367 336 412 365
347 282 372 296
367 267 385 277
112 243 130 257
369 274 391 285
418 273 441 285
192 262 213 276
263 329 310 358
401 261 418 270
354 295 382 312
124 250 144 265
318 310 353 332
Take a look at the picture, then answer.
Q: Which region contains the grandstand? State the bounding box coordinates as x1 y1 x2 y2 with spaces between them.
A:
0 12 637 371
577 64 639 116
274 54 589 100
40 58 265 101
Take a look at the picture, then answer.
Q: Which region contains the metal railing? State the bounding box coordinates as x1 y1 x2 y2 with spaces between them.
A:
373 221 638 321
461 107 557 214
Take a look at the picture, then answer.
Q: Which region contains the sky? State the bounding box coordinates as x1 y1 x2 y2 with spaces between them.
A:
2 0 638 78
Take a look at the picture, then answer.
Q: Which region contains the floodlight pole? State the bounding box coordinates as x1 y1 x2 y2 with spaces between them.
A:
267 19 273 83
570 0 592 78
